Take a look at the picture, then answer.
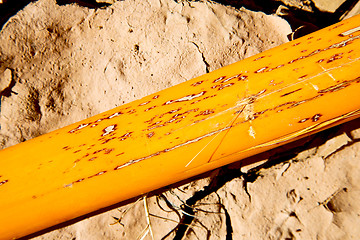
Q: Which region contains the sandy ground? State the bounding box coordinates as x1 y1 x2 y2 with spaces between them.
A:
0 0 360 239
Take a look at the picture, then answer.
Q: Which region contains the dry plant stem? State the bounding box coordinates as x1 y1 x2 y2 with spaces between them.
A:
143 195 155 240
1 14 360 240
110 196 144 226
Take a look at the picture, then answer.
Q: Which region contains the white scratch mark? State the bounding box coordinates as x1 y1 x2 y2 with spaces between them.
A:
340 26 360 36
64 183 73 188
108 112 122 119
222 74 241 83
139 101 151 106
248 126 256 139
69 123 90 133
102 125 116 136
255 67 268 73
185 131 222 167
310 83 319 91
319 65 336 81
163 91 206 105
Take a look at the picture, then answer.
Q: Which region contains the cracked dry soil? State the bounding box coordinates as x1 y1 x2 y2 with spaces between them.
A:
1 0 360 239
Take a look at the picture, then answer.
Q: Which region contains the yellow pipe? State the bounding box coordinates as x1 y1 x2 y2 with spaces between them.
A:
1 15 360 240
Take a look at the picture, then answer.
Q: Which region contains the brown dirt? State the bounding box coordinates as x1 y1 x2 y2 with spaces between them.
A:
0 0 359 239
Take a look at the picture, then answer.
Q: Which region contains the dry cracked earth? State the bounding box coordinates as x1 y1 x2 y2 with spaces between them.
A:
1 0 360 239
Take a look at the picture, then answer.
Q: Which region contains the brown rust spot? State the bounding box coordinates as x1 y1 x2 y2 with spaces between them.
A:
171 109 199 119
73 159 81 164
274 64 285 69
213 76 226 83
254 56 265 61
88 171 107 178
288 56 306 64
167 118 180 124
254 66 269 73
0 180 8 186
218 83 235 90
139 101 151 106
298 118 310 123
68 123 90 133
257 89 267 95
269 80 284 86
312 114 322 122
159 108 182 118
191 94 217 104
119 132 133 141
195 109 215 117
163 92 206 105
327 53 343 63
144 116 157 124
191 80 204 86
289 95 323 108
318 78 359 93
73 178 85 183
73 150 81 153
63 146 71 150
238 75 248 81
107 112 123 119
172 113 182 118
95 118 105 123
253 109 269 119
116 152 125 156
89 157 97 161
280 88 302 97
147 124 166 131
147 132 155 138
148 121 162 127
332 23 344 29
93 149 104 154
101 137 116 144
104 148 114 154
145 106 157 111
127 109 136 114
222 74 241 83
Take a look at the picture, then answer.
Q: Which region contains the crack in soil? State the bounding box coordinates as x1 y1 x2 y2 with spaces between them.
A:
171 164 266 239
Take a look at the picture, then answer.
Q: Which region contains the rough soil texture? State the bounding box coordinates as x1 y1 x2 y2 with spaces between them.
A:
0 0 359 239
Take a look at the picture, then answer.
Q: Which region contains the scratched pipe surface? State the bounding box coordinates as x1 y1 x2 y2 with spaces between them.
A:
1 15 360 240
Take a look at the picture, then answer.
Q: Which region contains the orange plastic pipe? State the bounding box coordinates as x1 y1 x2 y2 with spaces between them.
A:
1 15 360 240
